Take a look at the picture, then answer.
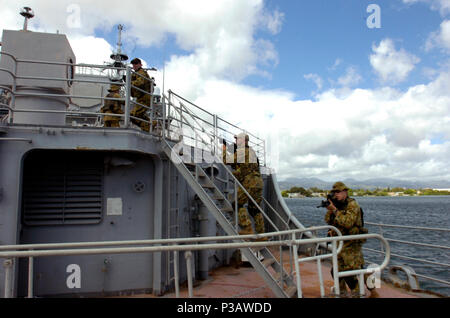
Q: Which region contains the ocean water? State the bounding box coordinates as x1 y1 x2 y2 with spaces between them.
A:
285 196 450 296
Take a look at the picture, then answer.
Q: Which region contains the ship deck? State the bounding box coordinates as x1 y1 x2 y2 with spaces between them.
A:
116 248 435 299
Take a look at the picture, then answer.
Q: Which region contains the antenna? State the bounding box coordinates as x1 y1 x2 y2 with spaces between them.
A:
109 25 128 82
110 24 129 64
20 7 35 31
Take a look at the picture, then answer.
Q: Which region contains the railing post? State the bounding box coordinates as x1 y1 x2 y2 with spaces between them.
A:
28 256 34 298
358 273 365 297
234 183 238 231
162 91 166 140
9 59 17 124
124 65 132 128
185 251 193 298
317 259 325 297
150 78 154 134
332 240 340 297
292 233 302 298
213 114 218 156
3 258 14 298
174 249 180 298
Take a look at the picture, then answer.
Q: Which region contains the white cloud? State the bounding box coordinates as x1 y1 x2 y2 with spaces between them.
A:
328 58 343 71
69 36 114 65
0 0 279 81
261 9 285 35
370 39 420 84
337 66 362 87
426 20 450 53
402 0 450 16
188 69 450 181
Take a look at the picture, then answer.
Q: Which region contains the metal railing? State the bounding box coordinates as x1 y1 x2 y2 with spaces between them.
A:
292 233 390 298
364 222 450 291
1 226 371 298
0 51 266 165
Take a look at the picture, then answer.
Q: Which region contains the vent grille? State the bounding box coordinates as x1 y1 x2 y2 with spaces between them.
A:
22 152 104 226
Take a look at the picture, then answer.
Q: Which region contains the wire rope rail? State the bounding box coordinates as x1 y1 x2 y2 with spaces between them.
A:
364 222 450 291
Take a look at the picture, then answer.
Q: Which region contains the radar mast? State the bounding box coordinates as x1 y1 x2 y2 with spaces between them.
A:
20 7 35 31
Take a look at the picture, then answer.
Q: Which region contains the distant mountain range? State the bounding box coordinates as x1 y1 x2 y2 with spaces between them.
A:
278 177 450 191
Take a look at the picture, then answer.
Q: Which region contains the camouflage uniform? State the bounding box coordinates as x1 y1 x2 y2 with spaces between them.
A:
229 134 265 235
100 85 124 128
131 67 152 132
325 182 365 294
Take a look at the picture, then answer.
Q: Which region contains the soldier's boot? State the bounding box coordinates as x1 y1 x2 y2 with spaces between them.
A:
350 285 362 298
339 279 348 297
253 212 268 241
347 277 362 298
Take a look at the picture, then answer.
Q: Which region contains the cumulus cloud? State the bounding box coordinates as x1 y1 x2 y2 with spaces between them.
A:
0 0 280 80
70 36 114 65
190 69 450 181
370 39 420 84
426 20 450 53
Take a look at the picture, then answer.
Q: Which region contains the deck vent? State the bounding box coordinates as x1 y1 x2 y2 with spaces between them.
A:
22 151 104 226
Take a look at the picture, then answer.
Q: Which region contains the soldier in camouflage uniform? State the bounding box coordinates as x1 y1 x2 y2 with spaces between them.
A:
325 181 365 296
130 58 152 132
100 84 124 128
226 133 265 239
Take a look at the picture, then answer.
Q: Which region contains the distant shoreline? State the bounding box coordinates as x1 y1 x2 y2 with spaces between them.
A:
284 194 450 198
281 186 450 198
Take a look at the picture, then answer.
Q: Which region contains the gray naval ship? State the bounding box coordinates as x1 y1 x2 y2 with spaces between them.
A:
0 8 447 299
0 8 312 298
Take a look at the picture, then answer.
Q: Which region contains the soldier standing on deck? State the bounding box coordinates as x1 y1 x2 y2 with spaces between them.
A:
226 132 266 239
130 58 152 132
100 84 124 128
324 181 367 296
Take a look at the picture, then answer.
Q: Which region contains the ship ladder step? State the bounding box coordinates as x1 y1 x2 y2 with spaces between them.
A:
162 139 297 298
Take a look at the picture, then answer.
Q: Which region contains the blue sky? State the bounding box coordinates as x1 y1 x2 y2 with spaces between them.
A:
243 0 445 99
1 0 449 181
74 0 447 98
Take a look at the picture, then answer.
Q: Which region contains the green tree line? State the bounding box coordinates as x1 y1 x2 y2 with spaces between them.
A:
281 186 450 197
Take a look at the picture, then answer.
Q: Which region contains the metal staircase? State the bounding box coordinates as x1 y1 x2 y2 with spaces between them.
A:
162 138 297 298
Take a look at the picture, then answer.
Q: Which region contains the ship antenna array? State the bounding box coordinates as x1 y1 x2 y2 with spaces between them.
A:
110 24 129 64
20 7 35 31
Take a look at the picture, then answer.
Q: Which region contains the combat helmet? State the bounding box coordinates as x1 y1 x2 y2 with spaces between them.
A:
331 181 349 192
